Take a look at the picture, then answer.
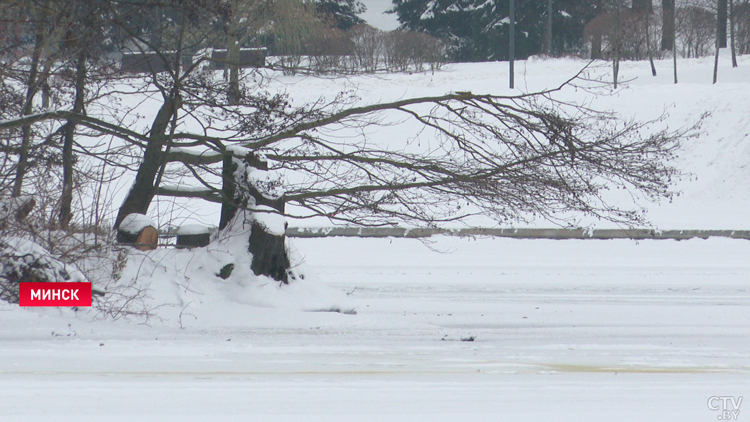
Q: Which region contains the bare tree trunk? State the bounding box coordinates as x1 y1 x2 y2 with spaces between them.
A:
718 0 728 48
613 7 621 88
661 0 675 51
730 0 738 67
543 0 552 55
219 154 290 283
713 38 720 83
13 21 46 197
509 0 515 89
114 92 179 230
219 153 238 230
645 3 657 76
59 51 87 228
673 26 678 84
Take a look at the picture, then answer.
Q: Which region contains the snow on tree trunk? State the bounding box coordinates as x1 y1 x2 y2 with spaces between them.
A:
219 153 291 284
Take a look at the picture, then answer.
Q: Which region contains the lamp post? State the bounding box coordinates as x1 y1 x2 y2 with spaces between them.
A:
509 0 515 89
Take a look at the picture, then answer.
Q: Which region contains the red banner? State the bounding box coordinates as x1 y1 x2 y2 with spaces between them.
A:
18 282 92 307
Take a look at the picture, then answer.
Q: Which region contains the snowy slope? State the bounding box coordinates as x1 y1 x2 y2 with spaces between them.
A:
268 54 750 230
125 54 750 230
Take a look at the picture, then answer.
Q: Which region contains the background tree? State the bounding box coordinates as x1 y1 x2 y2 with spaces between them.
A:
730 0 738 66
316 0 367 29
662 0 676 50
718 0 729 47
735 1 750 55
677 5 716 58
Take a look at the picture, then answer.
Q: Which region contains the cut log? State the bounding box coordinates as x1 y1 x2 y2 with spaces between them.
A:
176 225 211 248
116 213 158 250
134 227 158 250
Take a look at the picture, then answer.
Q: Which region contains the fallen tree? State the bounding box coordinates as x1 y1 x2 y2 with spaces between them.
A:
0 1 695 285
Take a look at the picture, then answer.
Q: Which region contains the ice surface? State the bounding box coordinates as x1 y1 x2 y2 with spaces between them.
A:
1 236 749 420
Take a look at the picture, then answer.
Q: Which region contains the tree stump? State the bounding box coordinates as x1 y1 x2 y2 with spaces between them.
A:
248 221 290 283
116 213 158 250
176 225 211 248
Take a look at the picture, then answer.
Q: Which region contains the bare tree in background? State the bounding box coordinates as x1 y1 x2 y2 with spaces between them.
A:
662 0 676 50
718 0 729 47
730 0 738 67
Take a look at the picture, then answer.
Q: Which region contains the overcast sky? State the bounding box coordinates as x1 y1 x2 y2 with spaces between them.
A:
360 0 400 31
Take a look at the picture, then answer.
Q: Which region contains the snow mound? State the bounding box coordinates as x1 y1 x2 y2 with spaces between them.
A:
0 237 87 303
113 229 354 328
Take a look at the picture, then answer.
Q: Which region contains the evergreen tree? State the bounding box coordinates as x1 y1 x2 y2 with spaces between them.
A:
390 0 606 61
317 0 366 30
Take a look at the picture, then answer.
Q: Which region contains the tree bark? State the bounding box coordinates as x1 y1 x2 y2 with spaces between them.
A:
59 51 87 228
645 5 657 76
248 220 290 283
219 153 239 230
219 154 290 283
661 0 675 51
13 17 46 197
613 7 621 89
730 0 738 67
114 91 179 229
543 0 552 55
718 0 728 48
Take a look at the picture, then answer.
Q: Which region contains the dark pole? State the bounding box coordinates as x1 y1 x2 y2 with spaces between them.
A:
509 0 515 89
545 0 553 55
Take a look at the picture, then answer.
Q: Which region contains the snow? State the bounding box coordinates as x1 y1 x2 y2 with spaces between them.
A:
0 237 88 284
3 56 750 419
2 236 750 420
118 213 155 233
249 205 287 236
176 224 210 235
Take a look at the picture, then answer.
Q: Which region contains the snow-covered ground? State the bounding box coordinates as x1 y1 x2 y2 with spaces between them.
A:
2 235 750 421
2 55 750 420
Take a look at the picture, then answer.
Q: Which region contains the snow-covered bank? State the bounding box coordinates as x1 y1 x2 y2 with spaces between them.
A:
2 236 749 420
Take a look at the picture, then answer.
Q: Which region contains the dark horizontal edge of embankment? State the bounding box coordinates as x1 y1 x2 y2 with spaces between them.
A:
284 227 750 241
